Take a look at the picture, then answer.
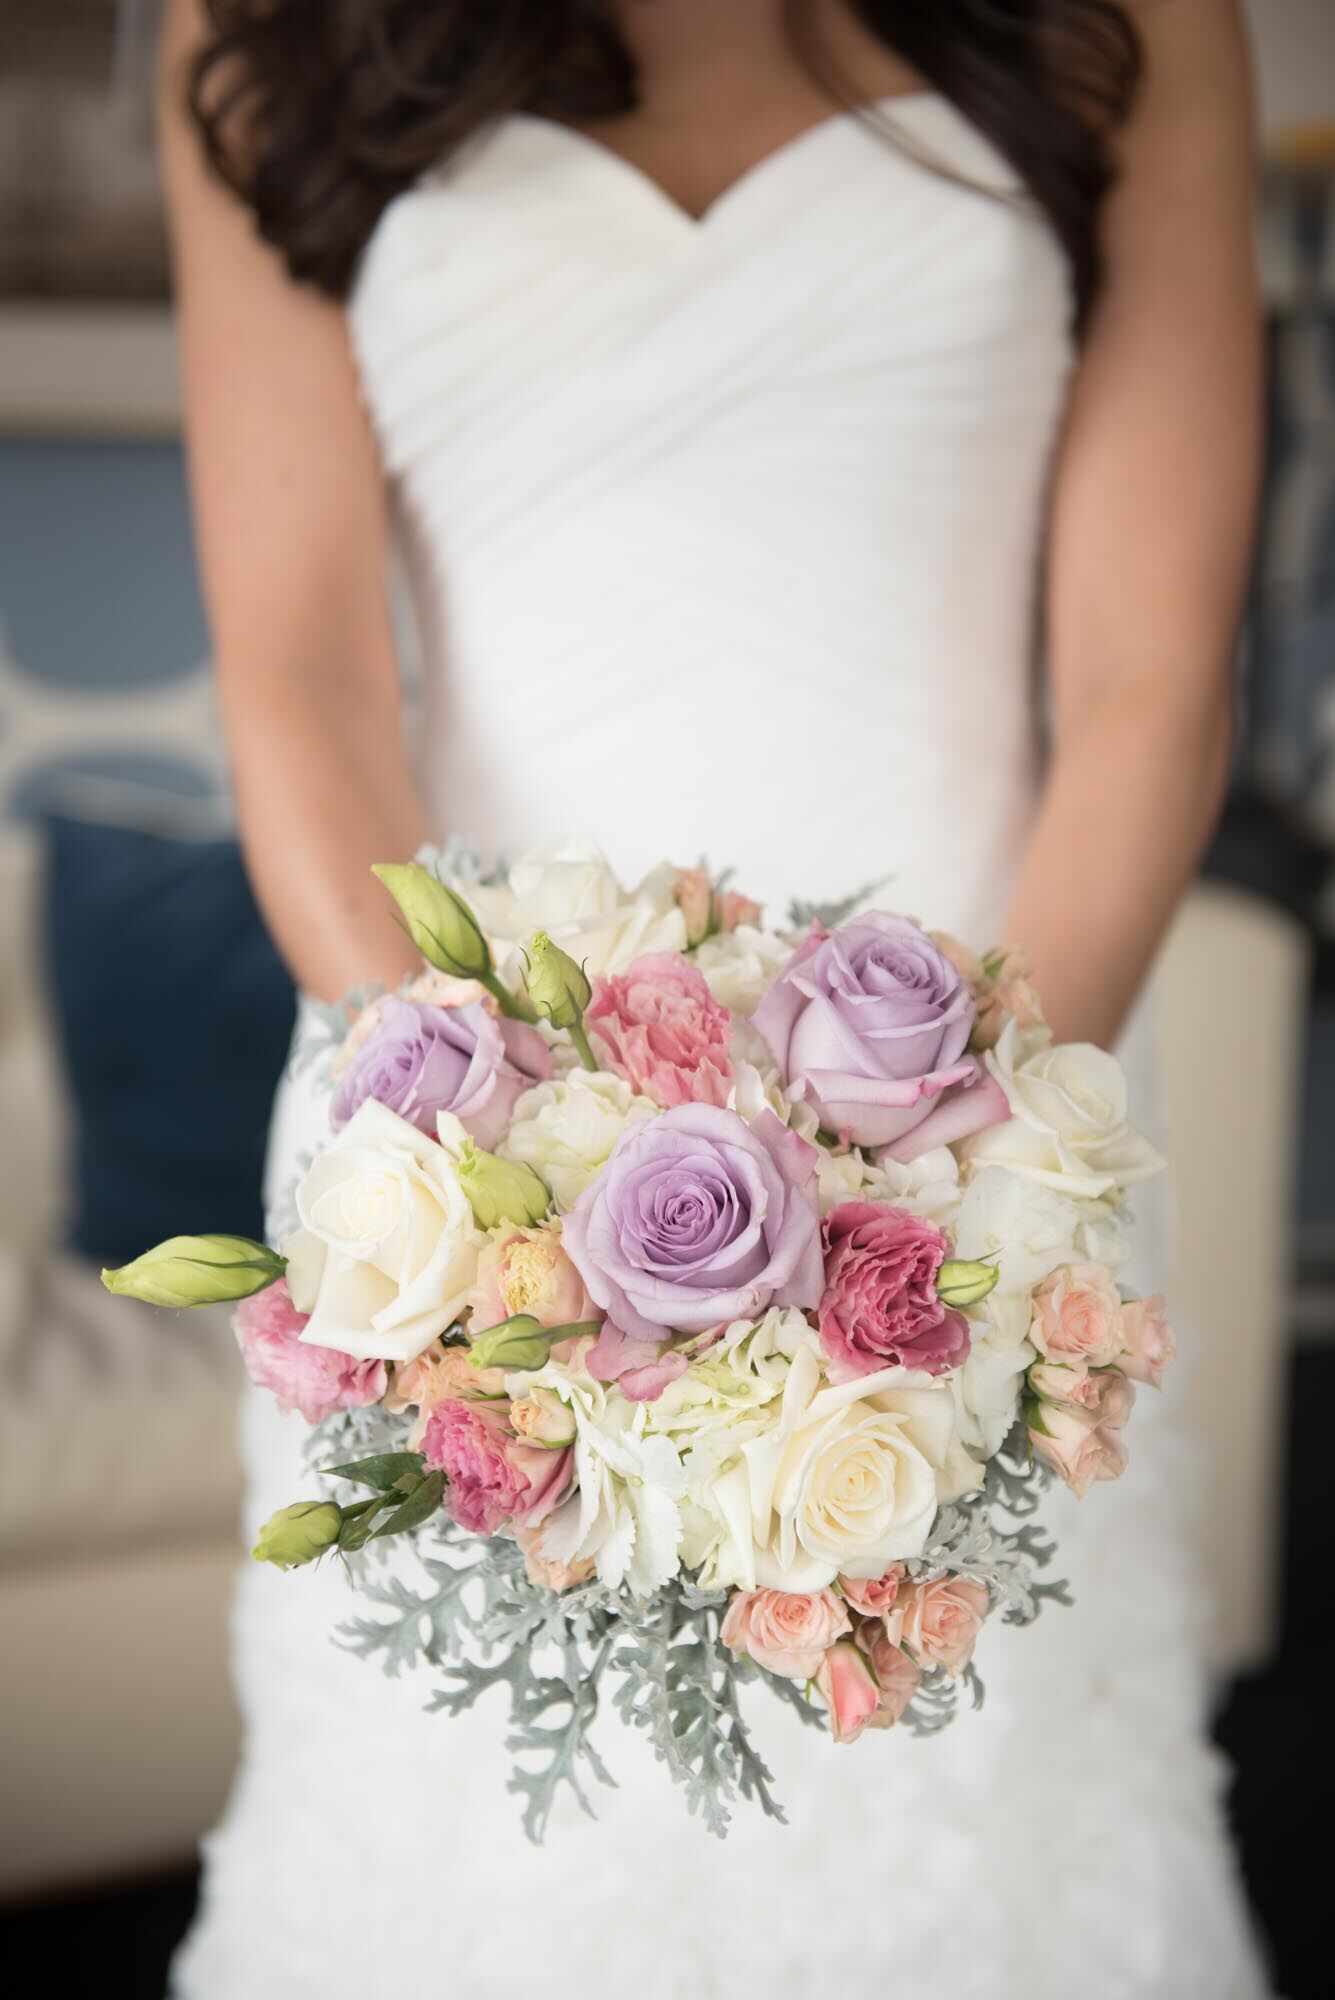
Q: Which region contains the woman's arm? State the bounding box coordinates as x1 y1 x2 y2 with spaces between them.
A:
1004 0 1263 1047
158 0 428 1002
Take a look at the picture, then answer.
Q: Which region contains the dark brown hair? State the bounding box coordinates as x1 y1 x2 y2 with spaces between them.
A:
187 0 1141 327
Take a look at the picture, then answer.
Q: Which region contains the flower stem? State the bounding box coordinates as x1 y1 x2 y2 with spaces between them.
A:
481 968 538 1023
568 1020 600 1072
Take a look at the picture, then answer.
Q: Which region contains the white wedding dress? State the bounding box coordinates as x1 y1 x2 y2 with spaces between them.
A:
174 96 1270 1998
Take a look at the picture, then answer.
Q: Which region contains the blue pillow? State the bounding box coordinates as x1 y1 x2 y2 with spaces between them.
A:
40 816 296 1266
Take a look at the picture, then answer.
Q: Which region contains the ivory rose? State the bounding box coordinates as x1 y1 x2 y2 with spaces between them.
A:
721 1587 851 1681
233 1279 386 1424
587 954 734 1108
461 839 687 976
962 1017 1164 1198
747 1343 977 1591
1119 1294 1176 1387
283 1100 482 1363
1030 1263 1125 1368
892 1574 990 1674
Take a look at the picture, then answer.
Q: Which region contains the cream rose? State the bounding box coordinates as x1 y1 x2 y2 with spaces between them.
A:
747 1345 977 1592
284 1100 482 1363
961 1019 1164 1199
499 1070 656 1211
461 839 687 976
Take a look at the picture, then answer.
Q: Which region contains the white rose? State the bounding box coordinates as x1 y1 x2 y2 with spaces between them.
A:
961 1018 1164 1199
284 1100 482 1363
694 924 795 1016
499 1069 656 1210
460 838 686 976
752 1353 975 1590
952 1291 1035 1457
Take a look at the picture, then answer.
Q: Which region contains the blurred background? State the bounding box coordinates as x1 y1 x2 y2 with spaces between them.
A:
0 2 1332 1993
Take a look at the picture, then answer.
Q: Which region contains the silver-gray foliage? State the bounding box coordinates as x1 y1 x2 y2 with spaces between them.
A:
316 1407 1067 1843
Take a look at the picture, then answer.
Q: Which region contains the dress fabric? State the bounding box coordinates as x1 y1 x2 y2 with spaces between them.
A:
173 96 1271 1998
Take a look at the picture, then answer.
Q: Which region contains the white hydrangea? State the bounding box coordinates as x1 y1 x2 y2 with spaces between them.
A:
951 1290 1036 1458
526 1352 689 1598
693 923 795 1016
499 1069 656 1211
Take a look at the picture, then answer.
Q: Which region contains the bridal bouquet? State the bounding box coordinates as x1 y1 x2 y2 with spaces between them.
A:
104 843 1173 1838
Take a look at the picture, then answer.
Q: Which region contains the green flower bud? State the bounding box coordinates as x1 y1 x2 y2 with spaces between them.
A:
936 1259 1000 1309
456 1137 551 1229
468 1314 554 1371
102 1235 285 1308
252 1500 343 1569
371 862 491 980
522 930 593 1031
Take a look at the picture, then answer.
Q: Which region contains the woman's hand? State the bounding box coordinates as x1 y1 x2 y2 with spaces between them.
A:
158 0 429 1000
1006 0 1262 1048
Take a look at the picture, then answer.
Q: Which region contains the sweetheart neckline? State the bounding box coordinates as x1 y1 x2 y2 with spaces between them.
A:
507 90 947 233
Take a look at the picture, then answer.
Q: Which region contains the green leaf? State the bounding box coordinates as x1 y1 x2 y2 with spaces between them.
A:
321 1450 426 1492
370 1469 448 1541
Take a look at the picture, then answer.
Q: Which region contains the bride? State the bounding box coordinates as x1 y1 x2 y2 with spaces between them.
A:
157 0 1268 1993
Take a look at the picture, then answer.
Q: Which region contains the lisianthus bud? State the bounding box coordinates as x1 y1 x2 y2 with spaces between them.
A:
252 1500 343 1569
522 930 592 1030
102 1235 285 1307
371 862 491 979
456 1137 551 1229
936 1259 999 1309
510 1385 578 1447
468 1314 554 1371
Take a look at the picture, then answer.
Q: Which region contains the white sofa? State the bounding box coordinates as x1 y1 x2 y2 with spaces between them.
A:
0 825 1308 1897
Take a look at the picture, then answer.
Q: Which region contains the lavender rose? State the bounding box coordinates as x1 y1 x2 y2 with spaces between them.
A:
561 1103 824 1340
331 996 550 1151
753 913 1008 1154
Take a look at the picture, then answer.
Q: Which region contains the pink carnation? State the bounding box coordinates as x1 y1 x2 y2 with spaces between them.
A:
587 953 733 1108
423 1399 573 1536
234 1280 386 1424
818 1202 971 1377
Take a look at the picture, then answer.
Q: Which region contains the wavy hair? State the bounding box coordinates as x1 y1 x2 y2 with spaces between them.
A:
185 0 1141 326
